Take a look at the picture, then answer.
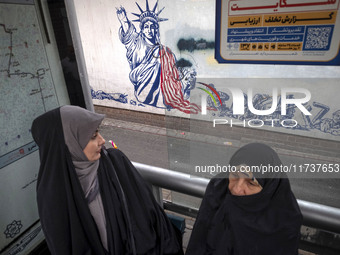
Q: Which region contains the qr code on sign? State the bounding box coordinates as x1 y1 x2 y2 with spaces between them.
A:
304 25 333 51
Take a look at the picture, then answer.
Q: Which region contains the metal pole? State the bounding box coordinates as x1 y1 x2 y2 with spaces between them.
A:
133 162 340 234
133 162 209 198
64 0 94 111
298 199 340 234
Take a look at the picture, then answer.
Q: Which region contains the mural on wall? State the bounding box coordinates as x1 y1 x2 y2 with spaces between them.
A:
115 0 200 114
91 0 203 113
318 109 340 136
202 83 340 136
87 0 339 139
91 88 128 104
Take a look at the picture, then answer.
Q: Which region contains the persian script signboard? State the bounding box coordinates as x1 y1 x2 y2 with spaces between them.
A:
216 0 340 65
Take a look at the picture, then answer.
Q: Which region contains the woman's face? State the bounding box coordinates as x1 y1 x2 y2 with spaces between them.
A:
83 130 105 161
142 20 156 40
228 171 262 196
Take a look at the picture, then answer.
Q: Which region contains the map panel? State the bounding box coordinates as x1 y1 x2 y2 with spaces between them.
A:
0 3 60 168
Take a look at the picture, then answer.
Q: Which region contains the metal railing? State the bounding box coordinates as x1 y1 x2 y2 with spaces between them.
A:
133 162 340 234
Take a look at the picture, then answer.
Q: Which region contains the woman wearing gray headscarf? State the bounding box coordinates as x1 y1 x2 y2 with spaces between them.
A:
31 105 183 255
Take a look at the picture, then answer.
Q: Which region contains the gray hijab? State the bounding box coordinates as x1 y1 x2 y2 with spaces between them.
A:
60 105 108 250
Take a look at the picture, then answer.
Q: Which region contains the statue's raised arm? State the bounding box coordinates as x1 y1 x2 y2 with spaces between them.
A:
116 6 129 34
114 0 200 113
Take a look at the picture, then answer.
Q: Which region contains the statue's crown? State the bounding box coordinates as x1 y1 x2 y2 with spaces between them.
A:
132 0 168 24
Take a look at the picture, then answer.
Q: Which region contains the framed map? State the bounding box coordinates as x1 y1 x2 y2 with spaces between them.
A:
0 2 60 168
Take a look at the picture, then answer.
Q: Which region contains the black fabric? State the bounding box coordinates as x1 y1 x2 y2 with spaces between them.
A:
31 107 183 255
186 143 303 255
229 142 286 188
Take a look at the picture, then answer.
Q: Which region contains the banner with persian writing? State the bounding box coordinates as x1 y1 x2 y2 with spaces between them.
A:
216 0 340 65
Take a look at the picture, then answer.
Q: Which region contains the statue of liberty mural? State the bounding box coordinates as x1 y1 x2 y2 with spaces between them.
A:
116 0 199 114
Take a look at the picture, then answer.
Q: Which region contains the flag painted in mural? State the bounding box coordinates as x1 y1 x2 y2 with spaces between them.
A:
116 0 200 114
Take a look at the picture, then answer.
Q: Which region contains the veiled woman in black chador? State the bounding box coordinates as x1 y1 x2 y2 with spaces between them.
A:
186 143 302 255
31 105 183 255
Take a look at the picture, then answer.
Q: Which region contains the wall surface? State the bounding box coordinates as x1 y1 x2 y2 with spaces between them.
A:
72 0 340 141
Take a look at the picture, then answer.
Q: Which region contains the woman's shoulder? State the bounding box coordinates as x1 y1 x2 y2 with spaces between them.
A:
104 148 127 159
105 147 122 154
103 148 136 167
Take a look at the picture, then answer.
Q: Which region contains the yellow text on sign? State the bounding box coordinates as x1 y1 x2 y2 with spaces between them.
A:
277 43 302 51
228 15 262 28
263 11 337 26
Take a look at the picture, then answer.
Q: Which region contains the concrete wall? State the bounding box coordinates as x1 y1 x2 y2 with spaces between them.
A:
71 0 340 141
